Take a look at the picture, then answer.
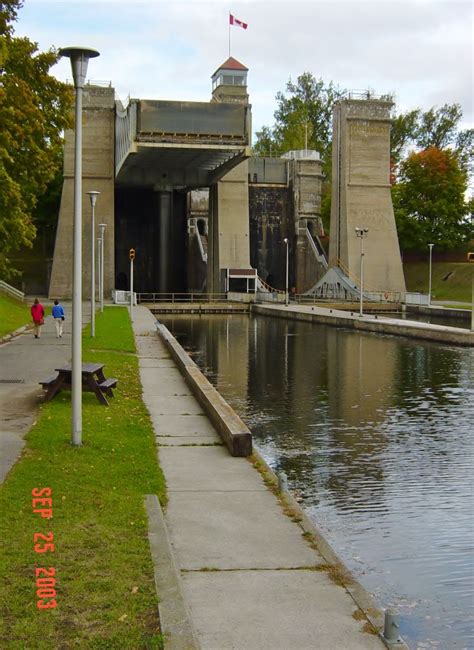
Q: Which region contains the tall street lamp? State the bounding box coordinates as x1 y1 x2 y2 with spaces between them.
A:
59 46 100 447
471 274 474 332
355 227 369 317
97 236 102 313
87 191 100 337
98 223 107 312
283 238 289 306
428 243 434 306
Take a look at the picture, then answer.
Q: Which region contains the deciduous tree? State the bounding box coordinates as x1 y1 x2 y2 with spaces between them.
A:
0 0 73 278
392 147 472 251
254 73 344 168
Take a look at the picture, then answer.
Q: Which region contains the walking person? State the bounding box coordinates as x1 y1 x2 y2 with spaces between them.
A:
52 300 65 338
31 298 45 339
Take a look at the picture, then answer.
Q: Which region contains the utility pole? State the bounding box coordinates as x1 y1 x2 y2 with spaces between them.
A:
129 248 135 322
355 227 369 317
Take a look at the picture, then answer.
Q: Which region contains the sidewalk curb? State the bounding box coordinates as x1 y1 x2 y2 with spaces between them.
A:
156 322 252 457
0 324 32 345
145 494 200 650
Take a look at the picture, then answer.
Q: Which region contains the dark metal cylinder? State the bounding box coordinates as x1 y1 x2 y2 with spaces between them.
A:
383 609 400 643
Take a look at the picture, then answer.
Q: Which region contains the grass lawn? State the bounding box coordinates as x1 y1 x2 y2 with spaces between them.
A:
0 307 166 648
403 262 474 303
0 293 30 338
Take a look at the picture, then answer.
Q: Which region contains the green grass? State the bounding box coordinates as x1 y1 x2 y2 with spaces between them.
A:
403 262 474 303
0 307 166 648
0 293 30 337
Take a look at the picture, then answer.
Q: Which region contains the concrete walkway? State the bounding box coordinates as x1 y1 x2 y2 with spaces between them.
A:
133 306 386 650
0 300 89 484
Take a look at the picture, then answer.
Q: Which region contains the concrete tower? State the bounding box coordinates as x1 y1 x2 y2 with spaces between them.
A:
329 98 405 293
211 57 249 105
208 58 252 292
49 85 115 298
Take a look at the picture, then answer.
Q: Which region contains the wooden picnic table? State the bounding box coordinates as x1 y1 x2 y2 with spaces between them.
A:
40 362 118 406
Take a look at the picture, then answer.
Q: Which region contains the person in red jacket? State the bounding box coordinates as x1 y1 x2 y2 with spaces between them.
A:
31 298 45 339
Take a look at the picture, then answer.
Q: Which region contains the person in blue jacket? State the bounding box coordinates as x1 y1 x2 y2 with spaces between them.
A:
52 300 65 338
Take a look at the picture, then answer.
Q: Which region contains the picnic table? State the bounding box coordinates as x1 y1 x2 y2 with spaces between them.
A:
40 362 118 406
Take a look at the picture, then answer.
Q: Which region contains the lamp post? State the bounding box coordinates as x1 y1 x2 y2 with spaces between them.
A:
428 243 434 306
355 227 369 317
59 46 100 447
97 237 102 314
129 248 136 323
98 223 107 312
87 191 100 337
283 238 289 306
471 274 474 332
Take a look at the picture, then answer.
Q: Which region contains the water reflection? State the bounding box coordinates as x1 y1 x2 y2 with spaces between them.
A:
160 314 474 649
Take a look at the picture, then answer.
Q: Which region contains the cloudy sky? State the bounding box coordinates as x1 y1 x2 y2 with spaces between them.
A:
14 0 474 139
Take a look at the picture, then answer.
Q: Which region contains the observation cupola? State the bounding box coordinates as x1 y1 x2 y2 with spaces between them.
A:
211 57 249 104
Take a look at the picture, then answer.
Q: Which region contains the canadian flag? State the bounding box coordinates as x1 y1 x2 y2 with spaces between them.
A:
230 14 248 30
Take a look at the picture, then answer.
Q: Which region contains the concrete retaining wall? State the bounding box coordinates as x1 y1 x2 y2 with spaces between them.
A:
406 304 472 321
252 304 474 347
156 323 252 456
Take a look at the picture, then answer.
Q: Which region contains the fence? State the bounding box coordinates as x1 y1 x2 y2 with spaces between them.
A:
0 281 25 301
136 293 228 304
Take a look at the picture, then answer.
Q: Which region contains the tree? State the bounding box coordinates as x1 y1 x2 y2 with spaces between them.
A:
392 147 472 251
254 73 344 168
391 104 473 177
253 74 344 233
253 125 279 157
415 103 463 150
390 109 420 165
0 0 73 278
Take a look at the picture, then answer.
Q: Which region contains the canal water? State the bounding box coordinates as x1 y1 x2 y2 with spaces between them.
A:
159 314 474 650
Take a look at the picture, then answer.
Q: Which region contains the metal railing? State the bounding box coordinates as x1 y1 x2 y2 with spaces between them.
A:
306 228 328 270
0 281 25 301
196 232 208 263
115 100 137 176
257 277 285 294
334 258 401 302
293 292 402 305
136 293 228 304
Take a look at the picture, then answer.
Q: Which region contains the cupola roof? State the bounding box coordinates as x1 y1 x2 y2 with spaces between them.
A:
211 57 248 78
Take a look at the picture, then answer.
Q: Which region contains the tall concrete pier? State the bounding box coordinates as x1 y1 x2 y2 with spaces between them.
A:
328 98 405 293
49 85 115 298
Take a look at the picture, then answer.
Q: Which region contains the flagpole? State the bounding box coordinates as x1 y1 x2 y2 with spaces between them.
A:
228 11 231 57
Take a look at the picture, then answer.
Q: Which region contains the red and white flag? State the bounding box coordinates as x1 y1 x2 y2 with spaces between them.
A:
229 14 248 30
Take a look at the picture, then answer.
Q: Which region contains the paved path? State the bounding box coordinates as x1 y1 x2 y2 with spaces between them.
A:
133 306 386 650
0 300 90 483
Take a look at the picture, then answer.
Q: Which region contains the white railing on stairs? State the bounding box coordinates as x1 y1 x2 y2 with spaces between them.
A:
197 232 208 263
0 281 25 301
305 228 328 269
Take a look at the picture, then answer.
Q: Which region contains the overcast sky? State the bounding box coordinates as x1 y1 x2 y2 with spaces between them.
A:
15 0 474 139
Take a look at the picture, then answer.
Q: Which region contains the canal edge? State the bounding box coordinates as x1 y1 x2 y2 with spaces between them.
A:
249 448 409 650
154 316 409 649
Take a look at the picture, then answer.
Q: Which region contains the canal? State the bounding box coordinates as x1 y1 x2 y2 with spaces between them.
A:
159 313 473 649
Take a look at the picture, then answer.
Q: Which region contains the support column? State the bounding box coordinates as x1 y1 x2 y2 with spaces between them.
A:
207 161 251 294
49 85 115 299
158 191 172 293
207 184 220 294
328 98 405 293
